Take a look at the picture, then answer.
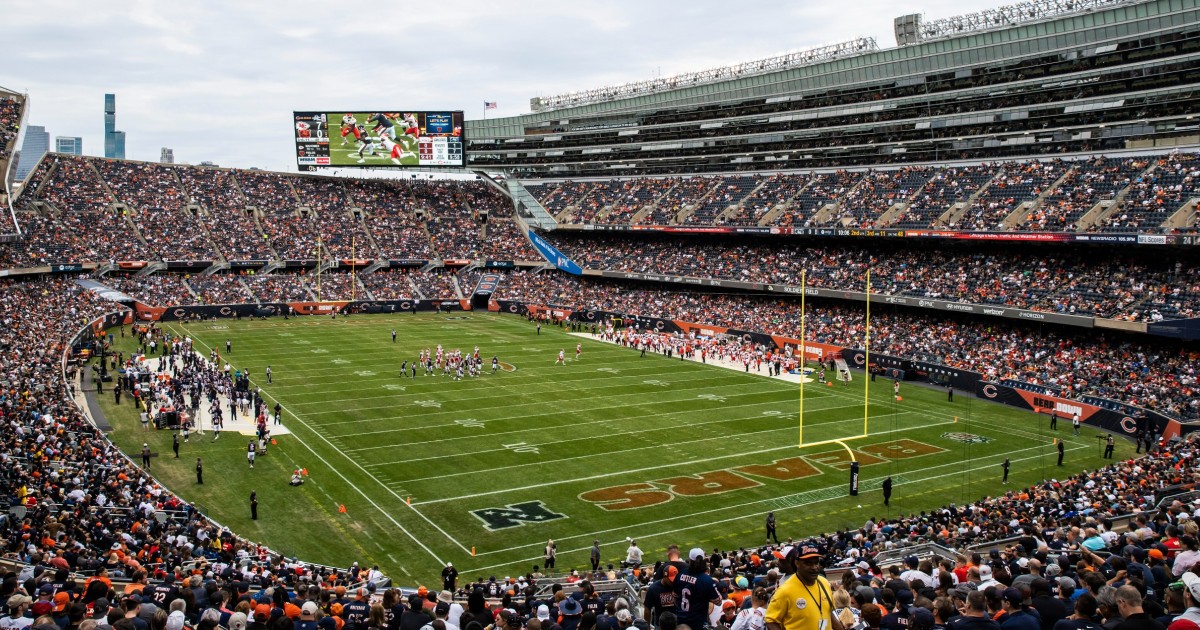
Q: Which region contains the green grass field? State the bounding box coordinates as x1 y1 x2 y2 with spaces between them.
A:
94 312 1130 585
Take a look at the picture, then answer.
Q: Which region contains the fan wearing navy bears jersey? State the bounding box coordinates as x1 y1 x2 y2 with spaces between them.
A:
645 565 680 626
674 548 722 630
341 588 371 630
148 574 179 606
340 114 363 145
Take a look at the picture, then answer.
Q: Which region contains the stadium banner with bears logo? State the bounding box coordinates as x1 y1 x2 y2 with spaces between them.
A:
973 381 1190 440
566 309 681 334
908 359 984 392
839 348 919 383
165 261 212 271
494 300 529 315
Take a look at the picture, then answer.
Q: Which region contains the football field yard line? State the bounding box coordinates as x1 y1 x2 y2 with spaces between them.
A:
277 365 746 402
412 411 951 505
166 323 468 561
311 382 796 431
464 441 1087 569
364 403 873 470
343 399 858 455
290 372 785 413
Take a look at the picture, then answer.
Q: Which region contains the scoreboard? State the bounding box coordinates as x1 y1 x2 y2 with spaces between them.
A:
293 111 465 169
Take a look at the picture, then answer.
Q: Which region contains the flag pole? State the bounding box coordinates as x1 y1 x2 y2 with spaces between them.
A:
352 235 356 302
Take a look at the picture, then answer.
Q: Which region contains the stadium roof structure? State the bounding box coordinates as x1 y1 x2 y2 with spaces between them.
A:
525 0 1147 114
529 38 879 114
913 0 1145 42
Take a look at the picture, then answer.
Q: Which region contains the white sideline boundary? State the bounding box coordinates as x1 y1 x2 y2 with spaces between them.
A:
394 402 875 485
165 323 466 563
347 398 860 456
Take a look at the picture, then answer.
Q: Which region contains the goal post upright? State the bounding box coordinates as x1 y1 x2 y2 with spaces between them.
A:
798 269 806 447
863 268 870 438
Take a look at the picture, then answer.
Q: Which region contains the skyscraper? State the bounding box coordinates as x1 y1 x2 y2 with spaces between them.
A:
104 93 126 159
160 147 174 164
55 136 83 156
13 125 49 180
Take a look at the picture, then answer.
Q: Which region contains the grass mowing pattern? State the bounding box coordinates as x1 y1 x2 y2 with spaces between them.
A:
95 312 1131 583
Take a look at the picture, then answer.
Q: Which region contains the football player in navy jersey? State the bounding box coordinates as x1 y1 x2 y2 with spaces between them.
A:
354 126 377 163
674 549 722 630
368 114 396 141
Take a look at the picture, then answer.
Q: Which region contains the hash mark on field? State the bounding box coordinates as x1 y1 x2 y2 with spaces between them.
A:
311 349 329 354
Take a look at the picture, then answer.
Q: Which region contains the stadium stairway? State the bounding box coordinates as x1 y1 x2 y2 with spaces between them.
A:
451 273 465 299
355 274 375 300
1164 197 1200 230
506 176 561 228
757 177 818 225
407 273 426 299
673 178 725 224
715 177 772 224
937 167 1004 228
247 208 284 261
200 260 231 276
1075 160 1159 231
134 262 168 276
180 277 202 301
1002 165 1076 230
353 208 387 257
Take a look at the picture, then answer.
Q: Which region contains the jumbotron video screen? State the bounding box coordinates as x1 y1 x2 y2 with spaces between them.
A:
293 111 464 169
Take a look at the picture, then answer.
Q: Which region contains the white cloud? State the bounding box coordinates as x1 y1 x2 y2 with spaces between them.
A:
6 0 1007 171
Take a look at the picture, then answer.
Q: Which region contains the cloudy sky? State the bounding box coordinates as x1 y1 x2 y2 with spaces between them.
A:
5 0 1003 172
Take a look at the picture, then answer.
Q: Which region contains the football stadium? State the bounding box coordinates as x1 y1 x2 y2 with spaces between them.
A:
1 1 1199 630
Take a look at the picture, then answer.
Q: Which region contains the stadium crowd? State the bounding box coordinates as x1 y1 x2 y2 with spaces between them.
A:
0 94 21 156
543 235 1200 321
5 265 1200 630
1 269 1199 630
187 275 256 305
527 153 1199 232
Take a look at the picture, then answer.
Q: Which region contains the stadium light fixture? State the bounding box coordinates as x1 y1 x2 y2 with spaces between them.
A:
531 38 879 112
910 0 1143 43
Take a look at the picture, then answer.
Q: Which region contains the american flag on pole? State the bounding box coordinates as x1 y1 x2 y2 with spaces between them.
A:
484 101 497 110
